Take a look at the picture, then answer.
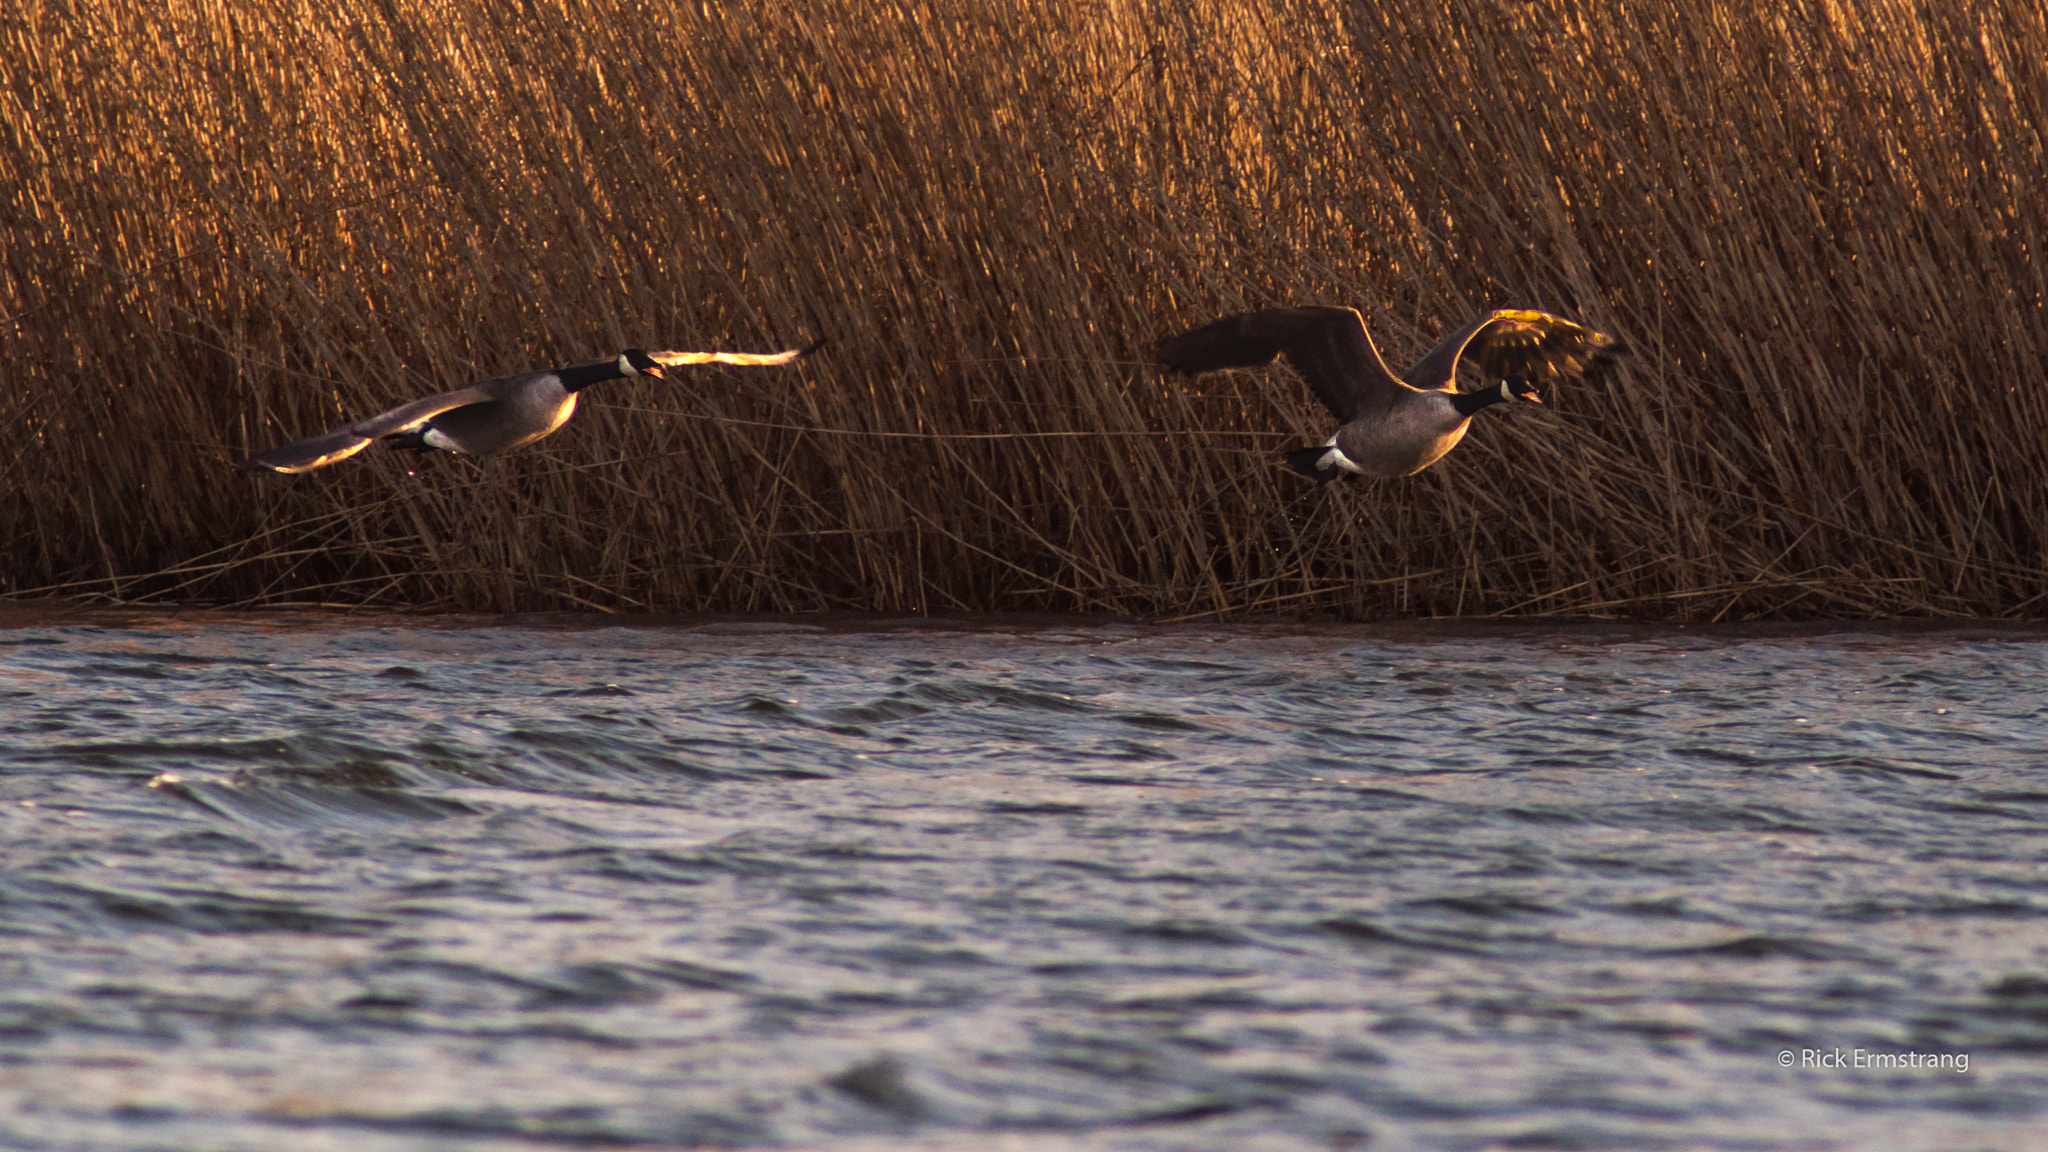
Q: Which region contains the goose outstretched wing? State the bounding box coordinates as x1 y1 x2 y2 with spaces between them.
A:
649 337 826 369
241 385 497 473
1401 309 1625 391
1156 307 1405 422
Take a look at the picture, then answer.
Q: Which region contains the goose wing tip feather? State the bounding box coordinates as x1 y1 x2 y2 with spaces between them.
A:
1153 311 1293 375
1464 310 1627 385
1156 306 1396 422
650 338 825 369
239 430 375 474
239 384 498 473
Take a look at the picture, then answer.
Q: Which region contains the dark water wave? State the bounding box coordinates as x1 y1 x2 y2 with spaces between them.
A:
2 616 2046 1149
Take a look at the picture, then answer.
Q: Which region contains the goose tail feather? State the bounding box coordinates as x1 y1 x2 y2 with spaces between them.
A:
1283 446 1345 485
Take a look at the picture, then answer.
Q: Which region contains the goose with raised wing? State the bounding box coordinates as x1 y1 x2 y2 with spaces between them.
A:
241 342 823 473
1156 307 1622 483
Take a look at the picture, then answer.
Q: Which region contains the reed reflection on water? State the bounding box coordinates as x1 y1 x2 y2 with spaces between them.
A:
1 616 2044 1150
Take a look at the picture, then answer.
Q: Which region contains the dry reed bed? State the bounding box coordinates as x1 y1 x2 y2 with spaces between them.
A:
2 0 2044 617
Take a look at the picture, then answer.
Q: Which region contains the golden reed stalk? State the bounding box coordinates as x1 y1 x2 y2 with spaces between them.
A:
2 0 2044 618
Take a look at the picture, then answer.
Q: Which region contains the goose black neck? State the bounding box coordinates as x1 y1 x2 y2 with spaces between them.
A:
1450 382 1512 417
559 358 630 394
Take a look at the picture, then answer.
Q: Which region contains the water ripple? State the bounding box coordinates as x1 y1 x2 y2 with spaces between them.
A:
0 618 2045 1149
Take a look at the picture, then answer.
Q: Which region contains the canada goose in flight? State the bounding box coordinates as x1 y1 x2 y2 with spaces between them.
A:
1157 307 1623 482
241 342 822 473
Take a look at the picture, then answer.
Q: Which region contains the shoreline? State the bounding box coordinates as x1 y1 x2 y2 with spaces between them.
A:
7 598 2048 642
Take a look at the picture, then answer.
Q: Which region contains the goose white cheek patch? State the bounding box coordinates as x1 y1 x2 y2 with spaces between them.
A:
617 354 638 377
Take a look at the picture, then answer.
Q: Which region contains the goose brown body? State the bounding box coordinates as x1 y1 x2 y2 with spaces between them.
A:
414 369 580 457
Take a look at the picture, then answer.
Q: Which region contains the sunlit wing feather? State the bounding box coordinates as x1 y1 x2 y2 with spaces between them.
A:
241 385 496 473
1459 309 1625 385
1400 309 1626 391
239 429 377 474
649 338 825 369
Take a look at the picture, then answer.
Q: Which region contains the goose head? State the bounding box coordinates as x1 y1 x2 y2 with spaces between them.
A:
1502 376 1542 404
617 349 668 380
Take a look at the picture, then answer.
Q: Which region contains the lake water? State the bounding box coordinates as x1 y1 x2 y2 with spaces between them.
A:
1 612 2044 1151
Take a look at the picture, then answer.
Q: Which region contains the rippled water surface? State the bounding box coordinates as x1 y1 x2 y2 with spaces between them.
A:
3 613 2046 1151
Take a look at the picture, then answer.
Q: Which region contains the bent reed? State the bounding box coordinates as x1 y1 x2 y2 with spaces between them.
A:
3 0 2044 618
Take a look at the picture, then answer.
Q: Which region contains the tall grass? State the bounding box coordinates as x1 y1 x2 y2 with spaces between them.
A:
2 0 2044 618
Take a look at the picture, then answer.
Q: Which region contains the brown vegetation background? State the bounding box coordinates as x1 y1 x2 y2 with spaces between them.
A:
3 0 2044 617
